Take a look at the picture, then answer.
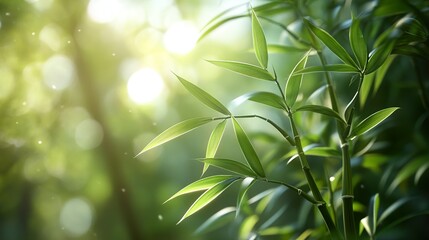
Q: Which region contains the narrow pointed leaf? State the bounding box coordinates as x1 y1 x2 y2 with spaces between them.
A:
195 207 236 234
251 9 268 68
239 215 259 239
200 158 257 177
296 105 346 124
165 175 234 203
176 74 230 115
367 193 380 235
236 177 256 217
232 118 266 177
306 147 340 157
360 216 371 236
137 117 213 156
267 44 309 53
366 41 395 74
387 155 428 193
208 60 275 81
286 53 308 107
203 120 227 174
349 18 368 69
198 15 246 42
178 177 239 224
350 107 399 138
231 91 286 110
293 64 359 75
374 56 394 94
304 18 357 67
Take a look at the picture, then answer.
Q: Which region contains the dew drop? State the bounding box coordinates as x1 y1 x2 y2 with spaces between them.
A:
329 176 335 182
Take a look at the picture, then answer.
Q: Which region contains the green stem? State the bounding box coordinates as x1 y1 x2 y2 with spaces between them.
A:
264 179 318 204
288 112 342 239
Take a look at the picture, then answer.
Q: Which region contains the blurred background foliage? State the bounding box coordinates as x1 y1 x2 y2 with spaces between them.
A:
0 0 428 239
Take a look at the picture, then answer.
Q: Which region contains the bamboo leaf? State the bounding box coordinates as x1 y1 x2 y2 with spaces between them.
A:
366 41 395 74
165 175 234 203
285 53 308 107
296 105 346 124
204 120 227 174
200 158 257 177
195 207 236 234
239 215 259 240
267 44 309 53
304 18 357 67
231 91 286 110
359 71 375 107
387 155 428 193
137 117 213 156
367 193 380 235
176 74 230 115
293 64 359 75
208 60 275 81
236 177 256 217
350 107 399 138
232 118 266 177
178 177 239 223
198 15 246 42
373 56 395 95
306 147 340 157
251 9 268 68
349 17 368 70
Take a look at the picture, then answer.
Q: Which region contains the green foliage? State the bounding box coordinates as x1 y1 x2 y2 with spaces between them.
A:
138 1 429 239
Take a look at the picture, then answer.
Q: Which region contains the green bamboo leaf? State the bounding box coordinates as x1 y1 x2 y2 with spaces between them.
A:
178 177 239 224
236 177 256 217
349 17 368 70
296 105 346 124
366 41 395 74
231 91 286 110
293 64 359 75
360 216 370 236
208 60 275 81
387 155 428 193
251 9 268 68
285 53 308 107
259 226 294 236
200 158 257 177
350 107 399 138
203 120 227 174
137 117 213 156
374 56 395 94
239 215 259 240
198 15 246 42
195 207 236 234
175 74 230 115
304 18 358 67
378 198 409 224
165 175 234 203
232 118 266 177
306 147 340 157
367 193 380 235
267 44 309 53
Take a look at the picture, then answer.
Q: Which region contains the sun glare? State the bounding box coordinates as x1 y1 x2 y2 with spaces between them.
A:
163 21 198 55
87 0 121 23
127 68 164 104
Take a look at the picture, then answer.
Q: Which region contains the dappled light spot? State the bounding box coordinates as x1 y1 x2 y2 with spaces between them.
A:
42 55 75 91
127 68 164 104
60 198 93 237
163 21 198 55
74 119 104 149
87 0 121 24
39 24 63 51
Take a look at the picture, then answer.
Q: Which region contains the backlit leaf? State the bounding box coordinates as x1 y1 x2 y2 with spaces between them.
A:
200 158 257 177
208 60 275 81
176 74 230 115
304 18 357 67
165 175 234 203
350 107 399 138
293 64 359 75
286 53 308 107
367 193 380 235
374 56 394 94
137 117 213 156
252 9 268 68
359 71 375 107
178 177 239 223
239 215 259 240
349 17 368 70
232 118 266 177
195 207 236 234
198 15 246 42
296 105 346 124
231 91 286 110
366 41 395 74
267 44 309 53
236 177 256 217
204 120 227 174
